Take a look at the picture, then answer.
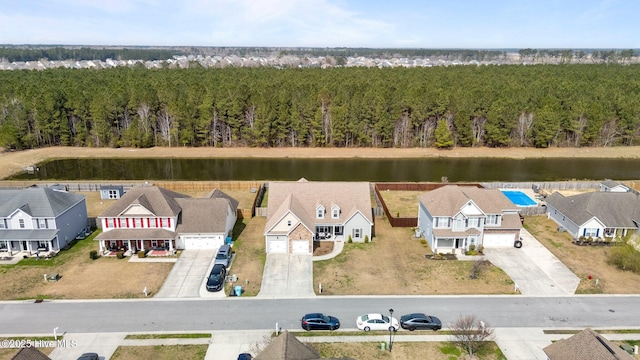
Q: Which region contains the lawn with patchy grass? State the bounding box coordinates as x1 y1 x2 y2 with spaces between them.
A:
223 217 266 296
110 345 208 360
310 341 505 360
378 190 423 218
524 215 640 294
313 218 514 295
0 231 173 300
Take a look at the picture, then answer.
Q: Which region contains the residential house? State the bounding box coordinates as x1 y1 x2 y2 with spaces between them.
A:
545 191 640 241
544 328 632 360
417 185 522 253
95 185 237 255
599 180 630 193
264 179 373 254
0 187 88 255
254 330 354 360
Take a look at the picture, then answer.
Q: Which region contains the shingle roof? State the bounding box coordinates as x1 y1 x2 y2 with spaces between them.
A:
545 192 640 228
0 187 85 217
265 180 373 233
99 186 189 217
207 189 239 212
544 328 632 360
10 346 51 360
418 185 519 216
255 330 321 360
175 198 232 233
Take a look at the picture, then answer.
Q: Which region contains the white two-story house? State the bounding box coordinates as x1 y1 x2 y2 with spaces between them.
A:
264 179 374 254
417 185 522 253
0 187 88 255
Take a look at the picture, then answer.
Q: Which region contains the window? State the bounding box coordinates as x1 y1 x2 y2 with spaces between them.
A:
287 220 292 226
334 226 344 235
353 228 361 238
584 228 598 237
467 218 479 228
19 219 25 229
135 218 143 228
106 218 115 228
332 207 340 219
453 218 464 230
37 241 48 250
435 217 449 228
38 219 47 229
0 220 5 229
485 215 498 225
108 190 119 199
316 206 325 219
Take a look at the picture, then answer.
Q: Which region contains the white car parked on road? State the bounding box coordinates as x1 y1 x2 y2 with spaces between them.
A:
356 313 399 332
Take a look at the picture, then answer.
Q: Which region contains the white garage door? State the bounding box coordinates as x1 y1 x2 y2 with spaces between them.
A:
183 236 222 250
291 240 310 254
268 239 287 253
483 233 516 248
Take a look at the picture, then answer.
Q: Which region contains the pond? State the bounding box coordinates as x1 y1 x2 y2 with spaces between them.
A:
7 157 640 182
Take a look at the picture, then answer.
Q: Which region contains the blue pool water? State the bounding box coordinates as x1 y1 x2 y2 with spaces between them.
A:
501 190 537 206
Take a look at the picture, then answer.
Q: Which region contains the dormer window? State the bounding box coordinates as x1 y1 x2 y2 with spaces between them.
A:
331 206 340 219
316 205 325 219
287 220 292 226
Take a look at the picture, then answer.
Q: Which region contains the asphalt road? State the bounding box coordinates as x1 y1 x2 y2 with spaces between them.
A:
1 295 639 335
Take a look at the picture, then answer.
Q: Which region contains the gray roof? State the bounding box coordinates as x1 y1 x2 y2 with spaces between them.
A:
0 187 85 217
99 186 189 217
544 328 632 360
94 228 177 241
207 189 239 212
175 198 233 234
0 229 59 241
265 180 373 234
600 180 623 189
545 192 640 228
418 185 520 216
11 346 51 360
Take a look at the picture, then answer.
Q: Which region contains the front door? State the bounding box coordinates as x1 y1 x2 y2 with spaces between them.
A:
21 241 27 251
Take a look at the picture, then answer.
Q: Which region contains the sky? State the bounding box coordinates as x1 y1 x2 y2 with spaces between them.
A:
0 0 638 48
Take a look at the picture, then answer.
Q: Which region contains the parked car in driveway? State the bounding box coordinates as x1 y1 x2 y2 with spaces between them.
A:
300 313 340 331
77 353 99 360
356 313 399 332
206 264 227 292
214 244 233 267
400 313 442 331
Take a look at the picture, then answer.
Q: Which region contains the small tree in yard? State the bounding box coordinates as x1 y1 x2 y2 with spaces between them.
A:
450 314 494 357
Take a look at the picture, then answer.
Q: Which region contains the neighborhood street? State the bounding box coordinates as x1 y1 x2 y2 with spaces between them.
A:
1 295 638 335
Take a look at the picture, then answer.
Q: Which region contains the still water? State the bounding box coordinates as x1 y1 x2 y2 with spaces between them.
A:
7 157 640 182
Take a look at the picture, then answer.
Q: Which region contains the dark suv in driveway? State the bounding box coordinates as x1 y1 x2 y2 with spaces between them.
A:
206 264 227 292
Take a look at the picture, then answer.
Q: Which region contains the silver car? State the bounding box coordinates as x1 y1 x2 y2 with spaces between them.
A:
214 244 232 267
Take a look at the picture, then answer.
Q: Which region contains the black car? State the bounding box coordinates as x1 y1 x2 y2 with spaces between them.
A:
400 313 442 331
237 353 253 360
300 313 340 331
77 353 99 360
206 264 227 292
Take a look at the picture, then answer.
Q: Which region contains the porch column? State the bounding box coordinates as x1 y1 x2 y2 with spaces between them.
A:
8 241 12 255
169 239 174 252
127 240 132 252
139 240 144 251
48 240 53 252
99 241 104 254
26 241 33 255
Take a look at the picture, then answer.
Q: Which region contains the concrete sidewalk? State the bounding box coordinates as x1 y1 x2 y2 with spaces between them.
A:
44 328 640 360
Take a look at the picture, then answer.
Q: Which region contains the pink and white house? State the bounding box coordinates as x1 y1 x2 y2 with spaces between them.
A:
95 185 237 255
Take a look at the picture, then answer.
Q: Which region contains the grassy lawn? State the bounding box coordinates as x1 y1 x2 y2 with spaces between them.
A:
313 218 514 295
110 345 208 360
378 190 423 218
224 216 266 296
0 230 173 300
524 215 640 294
310 341 505 360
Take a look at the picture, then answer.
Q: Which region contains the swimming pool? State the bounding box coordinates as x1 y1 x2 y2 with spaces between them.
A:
501 190 537 207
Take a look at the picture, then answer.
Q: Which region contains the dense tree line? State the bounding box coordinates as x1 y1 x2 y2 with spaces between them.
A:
0 47 182 62
0 64 639 150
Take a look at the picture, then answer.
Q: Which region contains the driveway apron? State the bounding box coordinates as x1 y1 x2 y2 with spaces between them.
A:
258 254 315 298
483 229 580 296
156 249 216 298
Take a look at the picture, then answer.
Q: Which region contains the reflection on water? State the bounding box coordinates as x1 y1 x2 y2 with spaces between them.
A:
6 157 640 182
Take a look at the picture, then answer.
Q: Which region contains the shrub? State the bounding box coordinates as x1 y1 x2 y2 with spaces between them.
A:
607 243 640 273
116 251 125 259
469 244 476 252
89 250 98 260
347 235 352 243
364 235 370 243
420 239 427 245
137 250 146 258
478 245 484 254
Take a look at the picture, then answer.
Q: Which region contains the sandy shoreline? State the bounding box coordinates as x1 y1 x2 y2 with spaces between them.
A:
1 146 639 180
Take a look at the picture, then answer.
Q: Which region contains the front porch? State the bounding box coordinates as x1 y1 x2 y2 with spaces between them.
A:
314 225 345 241
98 239 176 257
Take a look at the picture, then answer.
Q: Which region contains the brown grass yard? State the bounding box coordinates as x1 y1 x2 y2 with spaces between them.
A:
310 341 504 360
378 190 422 218
225 217 266 296
110 344 208 360
524 215 640 294
313 218 514 295
0 232 173 300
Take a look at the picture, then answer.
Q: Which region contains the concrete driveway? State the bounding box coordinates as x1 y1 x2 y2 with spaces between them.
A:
156 249 219 298
483 229 580 296
257 254 315 298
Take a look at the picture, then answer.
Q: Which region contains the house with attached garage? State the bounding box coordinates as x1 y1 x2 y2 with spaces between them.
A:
0 187 88 256
264 179 374 254
417 185 523 253
95 185 237 255
545 190 640 241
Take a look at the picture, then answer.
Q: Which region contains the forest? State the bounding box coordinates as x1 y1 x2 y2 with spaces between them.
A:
0 64 639 150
